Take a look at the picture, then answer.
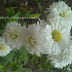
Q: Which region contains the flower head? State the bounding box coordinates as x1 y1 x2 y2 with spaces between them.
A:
3 22 24 49
0 37 11 56
47 1 72 27
48 45 72 68
43 19 71 55
22 22 48 56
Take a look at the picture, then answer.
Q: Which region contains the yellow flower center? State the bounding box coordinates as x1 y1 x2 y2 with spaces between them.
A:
9 32 18 39
52 30 61 42
30 37 36 45
59 12 66 17
0 44 6 51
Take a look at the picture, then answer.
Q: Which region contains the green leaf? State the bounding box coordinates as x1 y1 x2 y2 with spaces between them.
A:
25 11 32 17
6 7 15 16
11 11 21 21
0 49 16 65
8 11 21 22
14 11 21 17
6 8 11 16
12 47 28 66
17 47 28 65
28 14 40 19
0 65 3 69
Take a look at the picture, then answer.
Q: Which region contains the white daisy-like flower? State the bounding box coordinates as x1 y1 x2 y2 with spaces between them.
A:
0 37 11 56
22 22 48 56
3 22 23 49
47 1 72 27
43 19 71 55
48 45 72 68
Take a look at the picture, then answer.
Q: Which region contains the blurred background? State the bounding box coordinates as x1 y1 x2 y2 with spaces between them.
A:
0 0 72 72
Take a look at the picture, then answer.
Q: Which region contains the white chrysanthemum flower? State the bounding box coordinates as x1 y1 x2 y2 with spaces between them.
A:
43 19 71 55
47 1 72 27
0 37 11 56
48 45 72 68
3 22 23 49
22 22 48 56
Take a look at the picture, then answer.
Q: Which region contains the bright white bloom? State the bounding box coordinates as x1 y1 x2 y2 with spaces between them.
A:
44 19 71 55
0 37 11 56
3 22 23 49
22 22 48 56
47 1 72 27
48 45 72 68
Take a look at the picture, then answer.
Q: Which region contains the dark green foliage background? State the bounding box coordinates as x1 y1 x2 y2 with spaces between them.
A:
0 0 72 72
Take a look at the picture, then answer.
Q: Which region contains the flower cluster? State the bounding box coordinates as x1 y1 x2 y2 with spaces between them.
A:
0 1 72 69
46 1 72 68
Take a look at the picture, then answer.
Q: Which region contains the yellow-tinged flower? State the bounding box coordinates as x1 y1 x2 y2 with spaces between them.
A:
3 22 24 49
47 1 72 27
0 37 11 56
22 22 49 56
42 19 71 55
